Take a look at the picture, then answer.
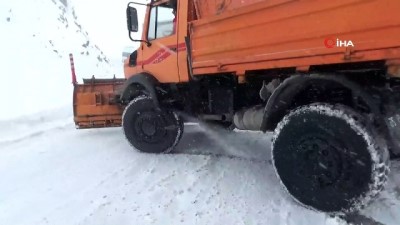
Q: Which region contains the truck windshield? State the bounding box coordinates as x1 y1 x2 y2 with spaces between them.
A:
148 5 175 40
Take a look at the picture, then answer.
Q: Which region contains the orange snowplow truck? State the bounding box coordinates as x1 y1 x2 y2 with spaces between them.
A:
73 0 400 214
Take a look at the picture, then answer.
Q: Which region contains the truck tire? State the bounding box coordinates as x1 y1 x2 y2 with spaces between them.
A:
272 104 390 214
122 95 183 153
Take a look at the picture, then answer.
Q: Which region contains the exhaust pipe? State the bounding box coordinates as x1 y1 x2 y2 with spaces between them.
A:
233 105 264 131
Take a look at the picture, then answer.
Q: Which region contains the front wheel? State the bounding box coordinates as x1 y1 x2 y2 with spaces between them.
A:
272 104 390 214
122 95 183 153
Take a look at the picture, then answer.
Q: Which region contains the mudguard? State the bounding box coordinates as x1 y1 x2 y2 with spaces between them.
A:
120 73 160 107
261 74 381 131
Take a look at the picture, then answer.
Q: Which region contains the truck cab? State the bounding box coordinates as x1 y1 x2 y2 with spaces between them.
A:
124 0 190 84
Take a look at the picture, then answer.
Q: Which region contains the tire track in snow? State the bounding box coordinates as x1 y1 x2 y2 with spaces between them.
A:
174 124 271 163
338 214 385 225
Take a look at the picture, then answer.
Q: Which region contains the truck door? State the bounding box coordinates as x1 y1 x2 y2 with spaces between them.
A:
141 4 179 83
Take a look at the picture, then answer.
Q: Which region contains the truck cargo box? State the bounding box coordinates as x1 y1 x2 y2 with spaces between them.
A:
190 0 400 75
193 0 265 18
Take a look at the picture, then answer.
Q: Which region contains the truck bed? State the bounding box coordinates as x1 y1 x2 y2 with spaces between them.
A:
190 0 400 75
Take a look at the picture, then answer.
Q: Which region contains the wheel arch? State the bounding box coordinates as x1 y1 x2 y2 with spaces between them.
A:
261 74 382 132
120 72 160 107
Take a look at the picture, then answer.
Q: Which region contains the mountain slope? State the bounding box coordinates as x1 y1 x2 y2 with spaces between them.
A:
0 0 116 120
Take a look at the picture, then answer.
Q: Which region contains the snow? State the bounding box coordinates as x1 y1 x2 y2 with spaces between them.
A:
0 110 333 225
1 0 400 224
1 110 400 225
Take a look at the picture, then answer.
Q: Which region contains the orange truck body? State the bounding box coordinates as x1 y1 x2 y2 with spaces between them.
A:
73 0 400 128
190 0 400 75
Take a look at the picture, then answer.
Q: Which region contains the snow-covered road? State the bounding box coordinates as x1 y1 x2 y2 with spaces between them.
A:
1 111 400 225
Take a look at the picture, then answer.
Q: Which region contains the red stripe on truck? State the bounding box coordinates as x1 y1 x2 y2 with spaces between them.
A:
137 43 186 66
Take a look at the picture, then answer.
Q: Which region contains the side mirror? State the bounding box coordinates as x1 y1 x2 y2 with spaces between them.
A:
127 6 138 32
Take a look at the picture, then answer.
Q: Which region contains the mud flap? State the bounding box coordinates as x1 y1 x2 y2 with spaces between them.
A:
73 77 126 129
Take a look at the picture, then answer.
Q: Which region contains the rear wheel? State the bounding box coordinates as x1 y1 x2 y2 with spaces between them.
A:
272 104 389 214
122 95 183 153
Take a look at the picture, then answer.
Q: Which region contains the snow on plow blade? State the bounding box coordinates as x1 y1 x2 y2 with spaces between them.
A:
73 77 126 129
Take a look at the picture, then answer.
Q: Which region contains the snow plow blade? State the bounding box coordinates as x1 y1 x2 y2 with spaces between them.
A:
73 77 126 129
